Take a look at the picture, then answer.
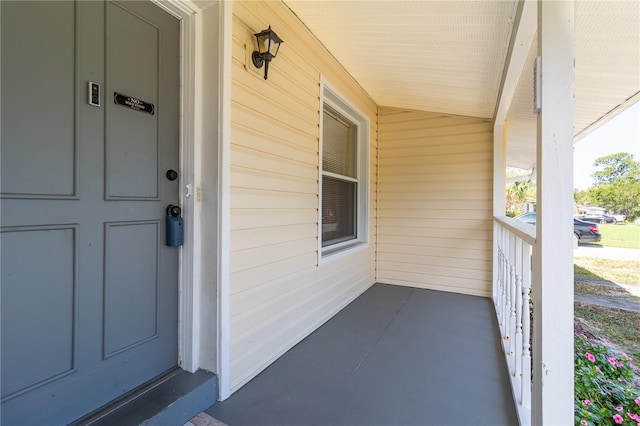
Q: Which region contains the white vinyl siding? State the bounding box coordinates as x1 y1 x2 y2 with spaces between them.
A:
377 108 493 297
229 0 378 393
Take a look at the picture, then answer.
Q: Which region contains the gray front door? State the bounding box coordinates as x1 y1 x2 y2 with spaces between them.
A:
1 1 180 424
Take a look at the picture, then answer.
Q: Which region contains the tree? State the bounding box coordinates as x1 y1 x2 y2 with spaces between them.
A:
506 179 535 215
575 152 640 221
592 152 640 185
586 180 640 220
574 188 589 206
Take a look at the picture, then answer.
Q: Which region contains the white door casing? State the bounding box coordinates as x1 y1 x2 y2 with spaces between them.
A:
150 0 232 399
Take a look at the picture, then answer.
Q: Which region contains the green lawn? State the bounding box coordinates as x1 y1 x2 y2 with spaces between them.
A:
584 223 640 249
574 258 640 284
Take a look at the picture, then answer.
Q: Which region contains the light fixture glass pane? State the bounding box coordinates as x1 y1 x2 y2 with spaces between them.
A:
257 35 269 54
322 176 356 246
267 38 280 56
322 106 357 178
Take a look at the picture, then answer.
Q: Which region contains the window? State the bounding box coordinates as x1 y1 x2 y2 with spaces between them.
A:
320 82 369 258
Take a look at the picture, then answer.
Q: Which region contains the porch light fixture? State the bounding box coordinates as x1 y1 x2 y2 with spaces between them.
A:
251 26 283 80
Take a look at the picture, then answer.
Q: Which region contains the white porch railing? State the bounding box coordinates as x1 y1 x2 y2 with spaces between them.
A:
493 216 535 426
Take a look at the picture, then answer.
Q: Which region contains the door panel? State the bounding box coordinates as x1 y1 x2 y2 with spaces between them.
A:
106 2 160 199
0 1 180 424
0 1 77 198
0 226 77 398
104 221 160 357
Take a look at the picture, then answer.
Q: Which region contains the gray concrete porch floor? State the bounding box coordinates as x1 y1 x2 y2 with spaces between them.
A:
206 283 518 426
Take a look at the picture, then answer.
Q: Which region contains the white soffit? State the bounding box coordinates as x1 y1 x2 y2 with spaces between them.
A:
574 1 639 140
505 1 640 170
284 0 518 119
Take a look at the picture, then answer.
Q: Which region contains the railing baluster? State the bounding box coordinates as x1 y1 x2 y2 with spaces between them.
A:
521 242 532 409
505 233 516 375
509 232 517 372
500 232 507 336
505 229 511 337
500 249 505 323
494 222 500 310
504 257 511 352
514 237 524 402
492 223 504 320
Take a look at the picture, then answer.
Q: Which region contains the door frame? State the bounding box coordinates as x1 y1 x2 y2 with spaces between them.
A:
150 0 232 400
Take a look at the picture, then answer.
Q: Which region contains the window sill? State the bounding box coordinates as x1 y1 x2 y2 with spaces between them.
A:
320 240 368 264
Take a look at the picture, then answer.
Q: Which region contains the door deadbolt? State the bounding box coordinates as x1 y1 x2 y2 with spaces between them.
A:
166 169 178 181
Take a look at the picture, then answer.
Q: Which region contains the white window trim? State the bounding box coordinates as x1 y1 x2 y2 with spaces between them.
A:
318 78 370 263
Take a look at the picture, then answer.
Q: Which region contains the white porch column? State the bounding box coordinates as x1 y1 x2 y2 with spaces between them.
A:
532 1 574 424
493 124 507 217
492 0 536 218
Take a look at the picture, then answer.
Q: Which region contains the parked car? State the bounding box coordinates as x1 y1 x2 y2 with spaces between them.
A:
573 218 603 243
576 213 617 224
515 212 536 225
514 213 602 245
612 213 627 222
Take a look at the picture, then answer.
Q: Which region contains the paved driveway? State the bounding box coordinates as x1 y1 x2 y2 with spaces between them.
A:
574 245 640 261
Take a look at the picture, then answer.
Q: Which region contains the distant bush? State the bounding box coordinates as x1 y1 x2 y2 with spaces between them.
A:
506 210 519 218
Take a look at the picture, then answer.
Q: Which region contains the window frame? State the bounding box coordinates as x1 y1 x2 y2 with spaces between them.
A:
318 79 370 262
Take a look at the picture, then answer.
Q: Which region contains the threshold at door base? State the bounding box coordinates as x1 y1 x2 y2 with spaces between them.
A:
75 369 218 426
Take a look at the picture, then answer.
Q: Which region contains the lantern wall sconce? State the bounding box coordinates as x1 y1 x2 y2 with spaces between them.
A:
251 26 283 80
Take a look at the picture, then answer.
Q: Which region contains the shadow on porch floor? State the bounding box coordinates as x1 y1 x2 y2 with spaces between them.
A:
206 283 517 426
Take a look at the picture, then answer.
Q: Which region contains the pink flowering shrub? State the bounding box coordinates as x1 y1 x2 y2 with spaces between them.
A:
575 336 640 425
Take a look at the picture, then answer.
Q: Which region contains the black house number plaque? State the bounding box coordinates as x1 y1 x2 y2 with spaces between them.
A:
114 92 155 115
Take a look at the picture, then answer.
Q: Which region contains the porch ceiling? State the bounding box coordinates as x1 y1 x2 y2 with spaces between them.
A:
284 0 640 170
284 0 518 119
